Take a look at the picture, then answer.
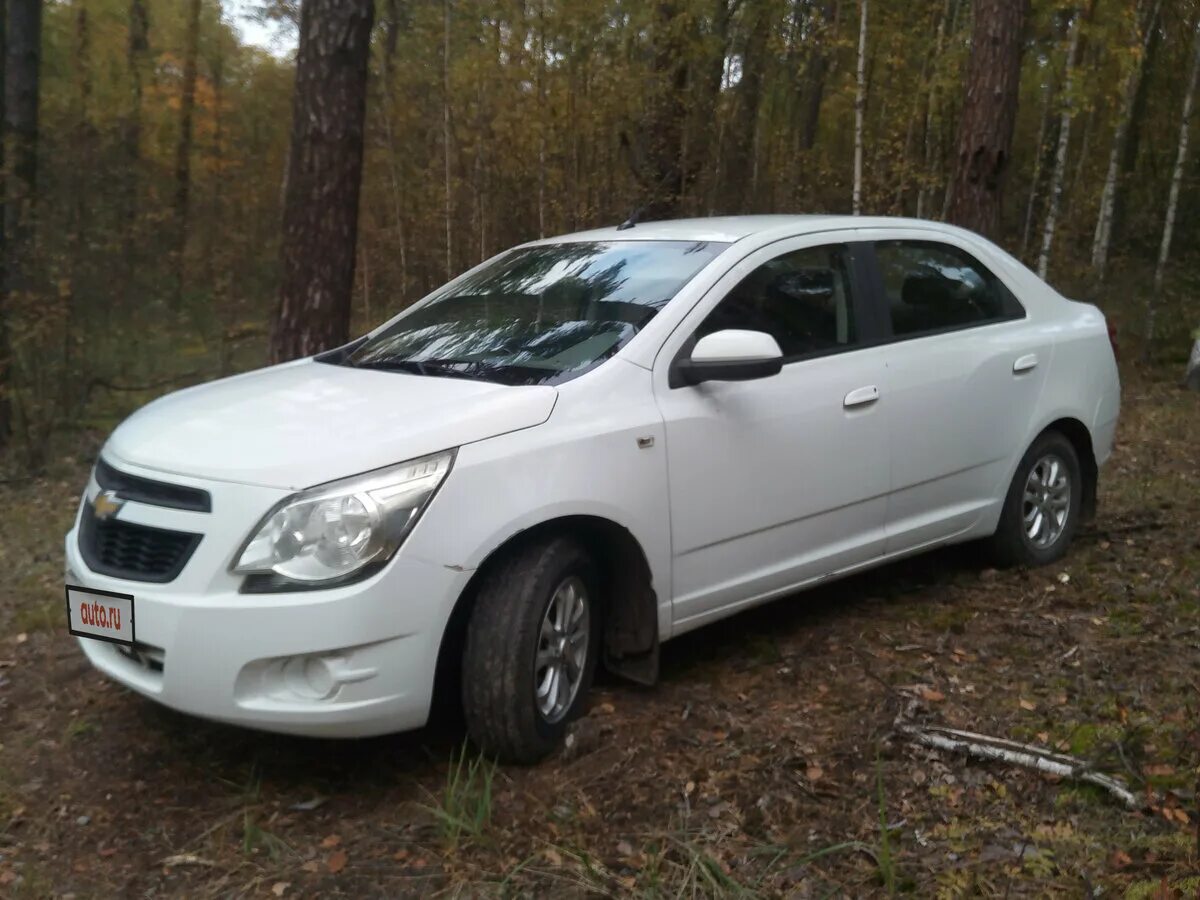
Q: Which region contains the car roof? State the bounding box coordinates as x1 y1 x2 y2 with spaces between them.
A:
529 215 979 245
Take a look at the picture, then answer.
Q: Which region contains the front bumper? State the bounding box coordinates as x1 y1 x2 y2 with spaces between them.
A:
65 461 471 738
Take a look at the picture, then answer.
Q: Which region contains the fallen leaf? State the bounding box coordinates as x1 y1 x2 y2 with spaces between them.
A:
327 850 348 874
271 883 290 897
1145 764 1175 777
1108 849 1132 870
543 847 563 866
300 861 320 873
806 764 824 782
393 849 409 861
321 834 342 848
918 686 946 703
594 702 615 715
1019 698 1037 711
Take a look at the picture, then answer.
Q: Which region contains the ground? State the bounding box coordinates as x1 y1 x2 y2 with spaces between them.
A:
0 366 1197 898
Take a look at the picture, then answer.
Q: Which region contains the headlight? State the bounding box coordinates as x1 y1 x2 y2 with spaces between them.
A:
233 449 455 586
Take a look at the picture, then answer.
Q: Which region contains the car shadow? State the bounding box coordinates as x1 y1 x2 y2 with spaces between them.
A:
119 543 988 789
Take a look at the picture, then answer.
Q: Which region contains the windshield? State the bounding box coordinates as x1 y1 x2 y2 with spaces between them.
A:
337 240 728 386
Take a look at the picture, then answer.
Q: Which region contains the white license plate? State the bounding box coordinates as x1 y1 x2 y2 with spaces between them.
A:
66 585 135 646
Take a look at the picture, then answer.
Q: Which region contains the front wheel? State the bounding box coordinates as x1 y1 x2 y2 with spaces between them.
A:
987 431 1082 568
461 537 600 764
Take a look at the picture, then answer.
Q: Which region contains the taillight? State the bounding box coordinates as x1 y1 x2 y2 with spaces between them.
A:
1107 321 1119 361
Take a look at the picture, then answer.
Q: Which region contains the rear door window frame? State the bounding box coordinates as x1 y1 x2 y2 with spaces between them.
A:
858 239 1027 344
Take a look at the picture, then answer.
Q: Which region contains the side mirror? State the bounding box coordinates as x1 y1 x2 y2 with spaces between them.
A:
674 329 784 386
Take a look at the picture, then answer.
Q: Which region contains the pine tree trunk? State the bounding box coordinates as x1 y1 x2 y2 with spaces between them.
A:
0 0 8 448
799 1 837 153
945 0 1026 238
171 0 202 307
852 0 867 214
1037 9 1084 280
442 0 452 278
1091 0 1161 282
268 0 375 364
624 1 689 220
1144 17 1200 360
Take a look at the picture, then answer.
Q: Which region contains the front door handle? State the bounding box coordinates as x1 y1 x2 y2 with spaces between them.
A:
1013 353 1039 374
844 385 880 408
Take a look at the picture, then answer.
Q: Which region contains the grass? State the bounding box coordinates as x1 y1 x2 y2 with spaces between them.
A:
423 744 497 850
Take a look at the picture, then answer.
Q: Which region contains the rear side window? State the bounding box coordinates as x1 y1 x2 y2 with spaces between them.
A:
874 241 1023 338
696 243 858 360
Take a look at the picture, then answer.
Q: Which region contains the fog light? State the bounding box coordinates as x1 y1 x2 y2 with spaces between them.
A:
281 655 338 700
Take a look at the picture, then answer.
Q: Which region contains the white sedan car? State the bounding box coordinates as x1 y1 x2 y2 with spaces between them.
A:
65 216 1120 762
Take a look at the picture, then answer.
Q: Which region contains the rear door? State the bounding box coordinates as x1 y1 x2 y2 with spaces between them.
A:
858 232 1053 552
653 236 891 631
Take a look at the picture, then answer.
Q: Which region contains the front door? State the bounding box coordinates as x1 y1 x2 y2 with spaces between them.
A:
653 238 891 631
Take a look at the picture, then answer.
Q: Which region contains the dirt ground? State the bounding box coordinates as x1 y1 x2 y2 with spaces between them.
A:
1 365 1198 898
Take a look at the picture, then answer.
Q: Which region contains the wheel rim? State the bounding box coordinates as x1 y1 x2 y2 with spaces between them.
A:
534 575 590 724
1022 453 1071 549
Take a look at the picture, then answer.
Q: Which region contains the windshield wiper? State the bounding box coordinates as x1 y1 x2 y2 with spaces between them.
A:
347 358 496 381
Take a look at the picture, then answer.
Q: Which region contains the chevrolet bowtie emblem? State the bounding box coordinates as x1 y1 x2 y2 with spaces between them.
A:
92 490 124 521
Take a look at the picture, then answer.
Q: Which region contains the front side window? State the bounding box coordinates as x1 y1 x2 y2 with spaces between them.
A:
875 240 1023 337
341 240 728 386
696 243 858 359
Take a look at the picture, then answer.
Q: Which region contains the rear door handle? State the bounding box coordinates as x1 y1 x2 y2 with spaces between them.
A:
1013 354 1039 374
844 385 879 408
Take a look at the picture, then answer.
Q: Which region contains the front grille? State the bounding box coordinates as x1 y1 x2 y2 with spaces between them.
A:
79 511 201 583
96 457 212 513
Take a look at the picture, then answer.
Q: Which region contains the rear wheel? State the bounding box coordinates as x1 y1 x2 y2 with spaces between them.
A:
987 430 1081 567
461 537 599 764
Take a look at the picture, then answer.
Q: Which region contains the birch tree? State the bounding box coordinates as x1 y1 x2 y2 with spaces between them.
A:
1037 9 1085 280
1144 15 1200 360
1090 0 1162 281
852 0 867 215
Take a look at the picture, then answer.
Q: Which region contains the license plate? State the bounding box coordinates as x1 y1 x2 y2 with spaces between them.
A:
65 585 135 646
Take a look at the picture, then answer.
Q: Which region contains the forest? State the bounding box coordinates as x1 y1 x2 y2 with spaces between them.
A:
0 0 1196 470
2 2 1200 896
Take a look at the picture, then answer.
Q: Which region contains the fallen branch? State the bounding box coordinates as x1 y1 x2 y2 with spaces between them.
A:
897 723 1141 809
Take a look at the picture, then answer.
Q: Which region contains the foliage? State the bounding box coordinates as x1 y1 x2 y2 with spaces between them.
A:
1 0 1199 470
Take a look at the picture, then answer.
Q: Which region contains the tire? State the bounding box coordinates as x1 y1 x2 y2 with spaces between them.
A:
987 430 1082 568
461 536 601 764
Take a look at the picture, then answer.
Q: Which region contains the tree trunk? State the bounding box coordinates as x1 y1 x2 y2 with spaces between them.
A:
728 0 771 211
1020 79 1052 258
5 0 40 254
1144 16 1200 360
0 0 8 448
918 0 959 218
1091 0 1161 282
1185 333 1200 391
623 1 689 220
1037 8 1084 280
172 0 202 306
852 0 867 214
442 0 452 277
945 0 1026 238
121 0 150 310
799 1 837 152
268 0 375 364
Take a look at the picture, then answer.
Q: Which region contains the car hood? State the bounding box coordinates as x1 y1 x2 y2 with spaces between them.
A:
103 360 558 489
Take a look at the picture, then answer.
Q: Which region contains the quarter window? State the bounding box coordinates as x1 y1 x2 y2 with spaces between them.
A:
874 241 1023 337
696 244 858 359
